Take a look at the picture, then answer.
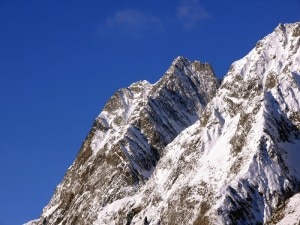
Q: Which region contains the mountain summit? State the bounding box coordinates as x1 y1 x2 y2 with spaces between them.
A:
26 22 300 225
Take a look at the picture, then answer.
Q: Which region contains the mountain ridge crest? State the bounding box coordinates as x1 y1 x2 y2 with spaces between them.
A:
26 22 300 225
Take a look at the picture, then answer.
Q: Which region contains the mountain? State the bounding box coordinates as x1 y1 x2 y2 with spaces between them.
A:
26 57 219 225
26 22 300 225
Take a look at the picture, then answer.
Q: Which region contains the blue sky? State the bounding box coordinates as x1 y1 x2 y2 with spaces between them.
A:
0 0 299 224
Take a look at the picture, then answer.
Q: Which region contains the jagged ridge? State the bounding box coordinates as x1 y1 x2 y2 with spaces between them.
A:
28 57 219 225
93 22 300 225
26 22 300 225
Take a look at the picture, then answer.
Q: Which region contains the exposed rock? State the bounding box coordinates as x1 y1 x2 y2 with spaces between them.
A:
27 57 219 225
26 22 300 225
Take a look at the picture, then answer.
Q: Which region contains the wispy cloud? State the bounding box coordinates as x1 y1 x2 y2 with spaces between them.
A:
177 0 210 29
99 2 210 37
103 9 163 37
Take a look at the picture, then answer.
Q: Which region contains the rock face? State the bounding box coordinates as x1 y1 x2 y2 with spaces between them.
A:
27 22 300 225
28 57 219 225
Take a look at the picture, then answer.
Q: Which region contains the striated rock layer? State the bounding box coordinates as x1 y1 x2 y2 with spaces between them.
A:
27 57 219 225
27 22 300 225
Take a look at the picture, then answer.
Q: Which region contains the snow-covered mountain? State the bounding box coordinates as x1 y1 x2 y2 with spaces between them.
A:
26 57 219 225
27 22 300 225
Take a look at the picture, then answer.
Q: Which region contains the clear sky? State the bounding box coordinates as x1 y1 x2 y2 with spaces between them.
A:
0 0 299 224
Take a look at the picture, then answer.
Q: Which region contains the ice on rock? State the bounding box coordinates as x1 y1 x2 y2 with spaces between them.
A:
26 22 300 225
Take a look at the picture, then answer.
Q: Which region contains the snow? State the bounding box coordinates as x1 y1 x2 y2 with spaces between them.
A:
276 193 300 225
43 204 59 217
23 219 39 225
27 22 300 225
94 197 133 225
90 130 111 155
93 22 300 224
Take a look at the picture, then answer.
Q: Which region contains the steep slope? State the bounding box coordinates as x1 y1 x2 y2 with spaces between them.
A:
27 22 300 225
266 193 300 224
28 57 219 225
92 22 300 225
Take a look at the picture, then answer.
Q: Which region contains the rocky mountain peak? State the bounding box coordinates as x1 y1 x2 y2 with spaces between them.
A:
153 56 219 110
275 22 300 37
27 56 219 225
171 55 189 66
171 56 213 72
166 56 215 79
26 22 300 225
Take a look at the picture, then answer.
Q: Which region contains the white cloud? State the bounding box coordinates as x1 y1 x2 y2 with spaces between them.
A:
105 9 163 36
177 0 210 29
99 2 210 37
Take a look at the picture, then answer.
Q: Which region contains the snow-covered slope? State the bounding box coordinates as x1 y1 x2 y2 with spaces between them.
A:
27 57 219 225
93 22 300 225
266 192 300 225
27 22 300 225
